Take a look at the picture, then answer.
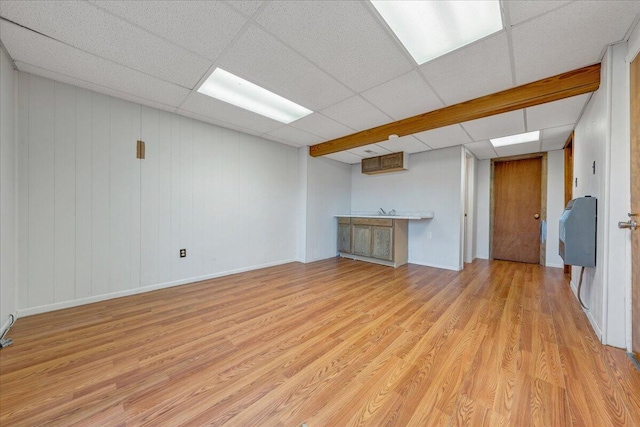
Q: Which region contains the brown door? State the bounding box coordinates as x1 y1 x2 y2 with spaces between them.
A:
630 55 640 361
492 157 542 263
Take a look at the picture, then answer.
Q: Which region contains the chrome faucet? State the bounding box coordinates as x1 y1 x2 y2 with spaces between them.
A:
378 208 386 215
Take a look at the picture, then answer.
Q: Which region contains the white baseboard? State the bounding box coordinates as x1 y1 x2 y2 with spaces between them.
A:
17 259 300 318
569 279 603 342
407 260 461 271
545 263 565 269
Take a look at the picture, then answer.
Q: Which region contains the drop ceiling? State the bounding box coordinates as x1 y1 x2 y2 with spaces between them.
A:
1 1 639 163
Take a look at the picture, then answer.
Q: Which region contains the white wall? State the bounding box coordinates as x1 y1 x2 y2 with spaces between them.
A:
572 42 630 348
16 73 300 316
475 153 565 267
476 160 490 260
0 46 17 334
546 150 565 268
304 155 351 262
351 146 463 270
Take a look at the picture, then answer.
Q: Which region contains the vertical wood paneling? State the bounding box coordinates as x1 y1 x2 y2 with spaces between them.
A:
170 114 181 280
130 105 141 290
16 74 301 314
202 124 215 273
109 98 132 292
17 73 29 310
75 88 92 299
91 93 110 296
192 120 206 276
140 106 159 286
156 110 172 283
28 75 55 307
53 82 76 303
179 116 194 278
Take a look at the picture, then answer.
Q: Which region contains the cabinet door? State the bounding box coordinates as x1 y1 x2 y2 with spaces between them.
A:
380 152 403 169
338 223 352 253
352 225 372 256
361 157 380 173
372 226 393 260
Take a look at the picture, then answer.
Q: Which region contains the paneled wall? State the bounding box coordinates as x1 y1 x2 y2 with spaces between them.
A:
17 73 300 315
1 47 16 332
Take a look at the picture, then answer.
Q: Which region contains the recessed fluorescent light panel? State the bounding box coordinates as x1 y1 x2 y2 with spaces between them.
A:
371 0 503 65
197 68 313 124
490 130 540 147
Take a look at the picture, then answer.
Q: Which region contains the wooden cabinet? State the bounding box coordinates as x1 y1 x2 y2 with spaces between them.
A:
361 152 408 175
337 217 408 267
337 222 352 253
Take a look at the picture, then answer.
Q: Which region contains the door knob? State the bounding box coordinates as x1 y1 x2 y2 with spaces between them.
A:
533 213 540 219
618 220 637 230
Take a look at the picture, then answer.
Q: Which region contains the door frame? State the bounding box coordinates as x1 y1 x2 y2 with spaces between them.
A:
489 152 548 265
563 133 574 274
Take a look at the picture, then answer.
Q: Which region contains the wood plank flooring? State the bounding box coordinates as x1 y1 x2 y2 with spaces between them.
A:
1 258 639 426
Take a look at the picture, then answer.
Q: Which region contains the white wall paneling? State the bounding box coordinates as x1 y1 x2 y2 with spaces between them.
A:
351 146 464 271
304 155 351 263
0 46 17 333
571 42 630 348
16 72 301 316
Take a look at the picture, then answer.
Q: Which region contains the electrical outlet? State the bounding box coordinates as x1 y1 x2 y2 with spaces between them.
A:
426 232 432 239
180 249 186 258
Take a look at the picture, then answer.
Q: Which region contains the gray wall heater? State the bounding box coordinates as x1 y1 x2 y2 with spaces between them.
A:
559 196 597 267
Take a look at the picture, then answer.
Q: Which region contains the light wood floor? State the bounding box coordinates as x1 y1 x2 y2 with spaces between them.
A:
1 259 639 426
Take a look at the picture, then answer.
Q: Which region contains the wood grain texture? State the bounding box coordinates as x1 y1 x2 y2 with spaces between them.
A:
1 258 639 426
492 158 542 263
631 54 640 361
309 64 601 156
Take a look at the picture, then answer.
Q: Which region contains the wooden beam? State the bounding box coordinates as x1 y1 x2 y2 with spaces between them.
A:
309 63 601 157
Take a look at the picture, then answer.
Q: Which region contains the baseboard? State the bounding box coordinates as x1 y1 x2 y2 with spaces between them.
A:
407 260 461 271
545 263 564 269
568 279 603 341
16 259 300 318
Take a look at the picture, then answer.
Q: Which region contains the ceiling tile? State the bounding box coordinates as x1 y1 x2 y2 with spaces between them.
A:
506 1 571 26
3 0 211 88
413 124 472 149
494 140 541 157
93 1 247 63
512 1 640 84
526 94 590 131
464 141 498 160
321 96 392 131
375 135 431 154
180 92 284 134
256 0 413 92
16 61 177 114
289 113 354 140
218 25 352 111
267 125 326 146
225 0 264 17
461 110 526 141
2 21 190 106
420 32 513 105
347 144 394 158
323 151 363 165
541 136 567 151
362 70 444 120
541 124 574 141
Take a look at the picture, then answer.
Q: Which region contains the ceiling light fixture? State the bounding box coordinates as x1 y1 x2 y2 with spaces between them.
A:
371 0 503 65
197 68 313 124
490 130 540 147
